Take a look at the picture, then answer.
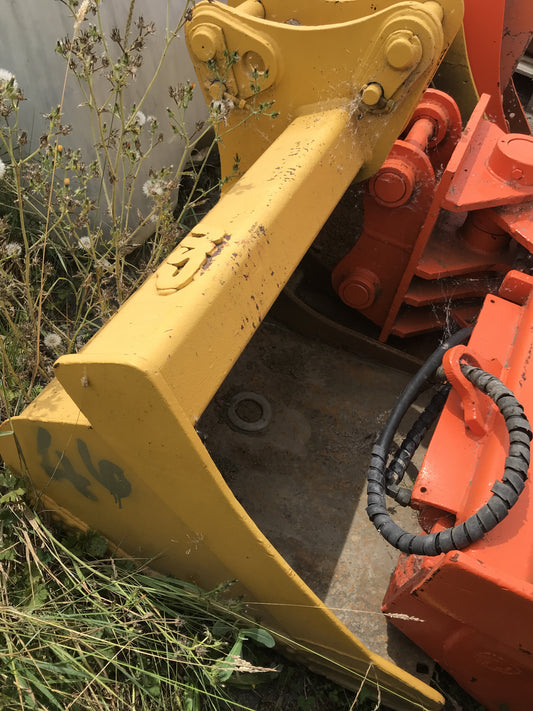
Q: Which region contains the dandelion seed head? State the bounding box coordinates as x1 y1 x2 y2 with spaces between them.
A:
142 177 165 198
44 333 62 349
78 236 91 250
5 242 21 257
0 68 18 90
135 110 146 126
0 158 6 180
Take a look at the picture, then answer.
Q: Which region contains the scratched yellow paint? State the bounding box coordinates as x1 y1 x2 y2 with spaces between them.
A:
0 2 464 708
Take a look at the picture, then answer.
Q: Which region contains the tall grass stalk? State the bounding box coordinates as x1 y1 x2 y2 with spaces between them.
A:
0 473 283 710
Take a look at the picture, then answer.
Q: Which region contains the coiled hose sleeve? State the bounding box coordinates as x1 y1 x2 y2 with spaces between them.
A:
385 384 451 504
366 331 532 556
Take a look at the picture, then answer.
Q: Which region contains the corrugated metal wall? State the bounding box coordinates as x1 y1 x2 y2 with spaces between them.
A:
0 0 211 242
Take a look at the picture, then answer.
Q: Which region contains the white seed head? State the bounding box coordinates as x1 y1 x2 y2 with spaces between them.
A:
78 236 91 250
0 158 6 180
0 68 18 90
5 242 22 257
96 257 111 270
44 332 62 349
134 110 146 126
142 178 165 198
210 98 234 125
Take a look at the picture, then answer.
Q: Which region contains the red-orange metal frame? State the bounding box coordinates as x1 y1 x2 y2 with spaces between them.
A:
382 270 533 711
332 92 533 340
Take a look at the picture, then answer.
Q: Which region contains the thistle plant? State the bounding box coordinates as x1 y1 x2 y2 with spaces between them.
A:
0 4 181 413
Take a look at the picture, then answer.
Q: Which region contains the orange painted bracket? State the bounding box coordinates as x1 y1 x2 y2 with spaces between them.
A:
499 269 533 305
491 200 533 253
441 346 495 437
442 125 533 211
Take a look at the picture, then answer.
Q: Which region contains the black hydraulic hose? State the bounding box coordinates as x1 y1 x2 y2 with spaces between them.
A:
378 328 473 447
385 384 451 505
366 330 532 556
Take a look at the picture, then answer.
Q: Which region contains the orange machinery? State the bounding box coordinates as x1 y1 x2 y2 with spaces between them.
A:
332 89 533 340
366 270 533 710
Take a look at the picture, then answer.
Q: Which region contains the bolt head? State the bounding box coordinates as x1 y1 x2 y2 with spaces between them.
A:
190 26 219 62
338 269 380 310
361 83 383 107
385 31 422 71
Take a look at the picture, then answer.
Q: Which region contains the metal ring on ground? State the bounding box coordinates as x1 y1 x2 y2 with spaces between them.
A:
227 392 272 432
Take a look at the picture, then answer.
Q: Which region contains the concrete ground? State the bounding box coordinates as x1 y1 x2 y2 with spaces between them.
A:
198 316 435 685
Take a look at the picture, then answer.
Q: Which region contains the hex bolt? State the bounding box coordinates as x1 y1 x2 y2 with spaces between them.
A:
189 25 219 62
361 82 384 107
385 31 422 71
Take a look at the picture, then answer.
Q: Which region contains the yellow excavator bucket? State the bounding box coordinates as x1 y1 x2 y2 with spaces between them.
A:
0 1 464 708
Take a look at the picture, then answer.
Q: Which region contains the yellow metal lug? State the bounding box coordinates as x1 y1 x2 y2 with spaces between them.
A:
191 23 241 98
234 0 266 18
357 3 446 109
361 82 384 107
207 80 224 100
423 0 445 22
189 23 224 62
186 0 463 186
